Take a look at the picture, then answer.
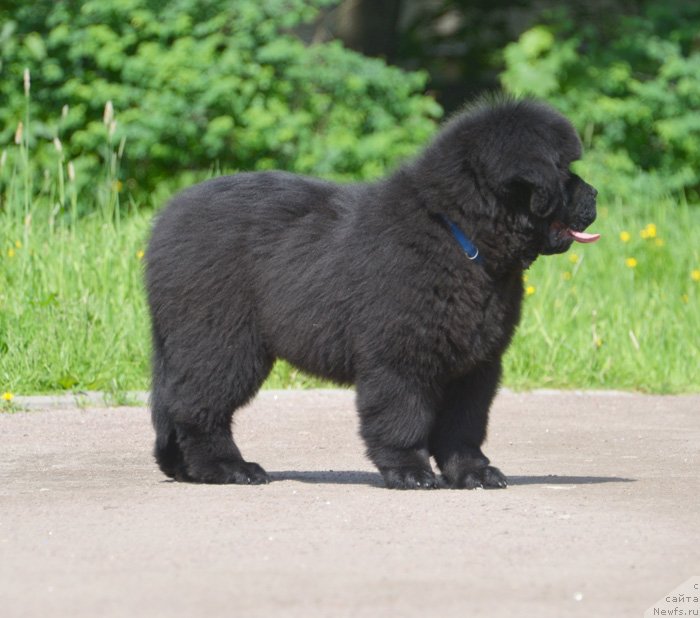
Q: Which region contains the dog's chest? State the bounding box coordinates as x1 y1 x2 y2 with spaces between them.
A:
442 272 523 366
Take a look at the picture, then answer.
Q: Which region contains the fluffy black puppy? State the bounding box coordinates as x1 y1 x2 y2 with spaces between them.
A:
145 98 598 489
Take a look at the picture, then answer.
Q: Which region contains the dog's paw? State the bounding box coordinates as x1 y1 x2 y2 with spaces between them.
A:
187 459 270 485
481 465 508 488
382 467 441 490
447 465 507 490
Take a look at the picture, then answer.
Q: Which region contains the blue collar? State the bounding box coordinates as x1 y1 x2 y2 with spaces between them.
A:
439 214 483 264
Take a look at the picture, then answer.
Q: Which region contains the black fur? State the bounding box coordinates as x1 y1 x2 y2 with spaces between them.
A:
145 98 597 489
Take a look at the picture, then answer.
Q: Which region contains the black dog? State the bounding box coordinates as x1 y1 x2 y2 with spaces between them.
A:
145 98 598 489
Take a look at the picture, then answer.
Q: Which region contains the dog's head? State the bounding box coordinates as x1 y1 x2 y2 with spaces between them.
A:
487 100 599 256
439 98 599 260
504 160 599 256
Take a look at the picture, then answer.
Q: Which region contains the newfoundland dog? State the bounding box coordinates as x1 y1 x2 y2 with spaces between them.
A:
145 98 598 489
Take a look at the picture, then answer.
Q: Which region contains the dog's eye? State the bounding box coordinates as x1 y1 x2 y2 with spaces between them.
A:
504 180 531 208
565 172 582 189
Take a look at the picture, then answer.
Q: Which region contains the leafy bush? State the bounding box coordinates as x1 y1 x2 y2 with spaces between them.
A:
500 2 700 199
0 0 441 208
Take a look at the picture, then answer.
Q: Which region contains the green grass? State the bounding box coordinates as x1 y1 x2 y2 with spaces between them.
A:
1 191 698 397
505 197 700 392
0 205 329 396
1 209 150 394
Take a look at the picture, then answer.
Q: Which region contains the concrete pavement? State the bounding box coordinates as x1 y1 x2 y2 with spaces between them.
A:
1 389 698 617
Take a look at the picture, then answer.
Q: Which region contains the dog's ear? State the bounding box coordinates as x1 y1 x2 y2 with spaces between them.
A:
511 164 563 219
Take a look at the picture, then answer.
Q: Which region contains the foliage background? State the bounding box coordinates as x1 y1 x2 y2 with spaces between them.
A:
501 1 700 199
0 0 440 207
1 0 699 396
3 0 700 202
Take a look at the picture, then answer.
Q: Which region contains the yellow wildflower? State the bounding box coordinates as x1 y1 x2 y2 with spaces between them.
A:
569 253 579 264
640 223 657 239
7 248 15 258
15 240 22 249
2 392 14 402
625 257 637 268
136 249 145 260
562 271 572 281
595 338 603 349
619 231 631 243
525 285 536 296
691 269 700 282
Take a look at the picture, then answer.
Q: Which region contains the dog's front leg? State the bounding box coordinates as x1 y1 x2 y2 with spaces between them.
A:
356 369 440 489
429 361 508 489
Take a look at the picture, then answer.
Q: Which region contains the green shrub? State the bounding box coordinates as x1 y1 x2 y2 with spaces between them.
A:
0 0 441 208
500 2 700 199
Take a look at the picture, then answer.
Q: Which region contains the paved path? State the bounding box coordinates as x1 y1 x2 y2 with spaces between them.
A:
1 390 698 617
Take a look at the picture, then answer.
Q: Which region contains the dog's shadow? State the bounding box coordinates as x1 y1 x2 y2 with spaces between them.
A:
271 470 385 487
270 470 635 487
507 475 636 486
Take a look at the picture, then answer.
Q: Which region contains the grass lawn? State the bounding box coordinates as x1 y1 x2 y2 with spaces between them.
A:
505 196 700 391
1 189 698 397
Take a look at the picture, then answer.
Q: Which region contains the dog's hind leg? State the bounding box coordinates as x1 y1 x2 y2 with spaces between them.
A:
151 346 190 481
429 361 508 489
356 369 441 489
154 318 274 485
150 322 194 481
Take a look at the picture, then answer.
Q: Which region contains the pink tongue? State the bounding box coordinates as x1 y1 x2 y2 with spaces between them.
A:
567 229 601 243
